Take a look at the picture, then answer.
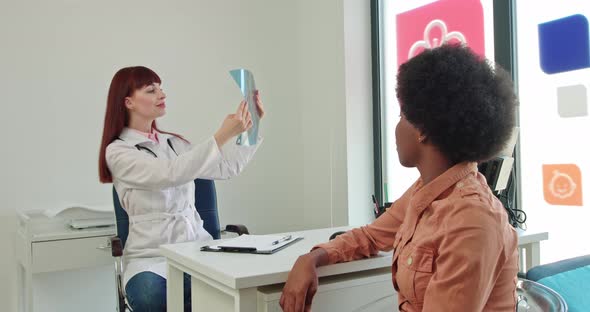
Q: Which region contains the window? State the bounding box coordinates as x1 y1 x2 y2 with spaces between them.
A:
515 0 590 262
372 0 590 263
372 0 498 202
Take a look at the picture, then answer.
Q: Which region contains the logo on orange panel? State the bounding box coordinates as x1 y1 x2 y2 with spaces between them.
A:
542 164 583 206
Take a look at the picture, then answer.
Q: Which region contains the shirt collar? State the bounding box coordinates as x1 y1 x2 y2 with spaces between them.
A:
119 127 156 146
411 162 478 210
137 129 159 143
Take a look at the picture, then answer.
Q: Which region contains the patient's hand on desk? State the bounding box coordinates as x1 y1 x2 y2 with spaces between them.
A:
280 248 329 312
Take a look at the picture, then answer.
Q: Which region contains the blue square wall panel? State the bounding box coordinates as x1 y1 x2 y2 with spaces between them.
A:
538 14 590 74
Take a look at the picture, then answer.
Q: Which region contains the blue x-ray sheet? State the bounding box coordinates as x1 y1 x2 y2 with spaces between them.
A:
230 69 259 146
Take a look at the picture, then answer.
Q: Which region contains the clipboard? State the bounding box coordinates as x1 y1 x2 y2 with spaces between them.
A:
200 234 303 255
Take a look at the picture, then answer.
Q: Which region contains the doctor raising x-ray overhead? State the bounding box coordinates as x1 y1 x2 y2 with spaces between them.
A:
230 68 260 146
98 66 265 311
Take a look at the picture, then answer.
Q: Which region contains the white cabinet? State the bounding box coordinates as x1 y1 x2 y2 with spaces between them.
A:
16 210 116 312
31 236 113 273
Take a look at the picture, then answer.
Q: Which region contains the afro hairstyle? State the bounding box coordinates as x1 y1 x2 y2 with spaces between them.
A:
396 43 517 164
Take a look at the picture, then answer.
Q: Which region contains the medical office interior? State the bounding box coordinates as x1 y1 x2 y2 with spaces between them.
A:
1 0 589 311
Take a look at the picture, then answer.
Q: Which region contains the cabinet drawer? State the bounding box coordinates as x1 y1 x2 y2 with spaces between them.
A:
258 268 397 312
32 236 113 273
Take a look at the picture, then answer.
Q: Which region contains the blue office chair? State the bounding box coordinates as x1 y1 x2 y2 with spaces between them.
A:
524 255 590 312
109 179 249 312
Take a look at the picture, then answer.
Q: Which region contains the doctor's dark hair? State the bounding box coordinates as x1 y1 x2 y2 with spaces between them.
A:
396 44 517 164
99 66 187 183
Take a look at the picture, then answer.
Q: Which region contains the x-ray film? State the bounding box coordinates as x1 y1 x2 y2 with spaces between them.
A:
229 69 259 146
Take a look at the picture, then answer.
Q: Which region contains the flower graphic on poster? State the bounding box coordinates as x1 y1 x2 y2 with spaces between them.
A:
396 0 485 66
408 19 467 59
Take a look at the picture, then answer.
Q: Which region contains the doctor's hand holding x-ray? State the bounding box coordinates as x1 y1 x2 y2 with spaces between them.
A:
215 90 265 146
98 66 264 312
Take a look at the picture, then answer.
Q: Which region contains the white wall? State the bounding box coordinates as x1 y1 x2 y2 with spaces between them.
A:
344 0 376 226
0 0 374 311
297 0 349 230
295 0 375 229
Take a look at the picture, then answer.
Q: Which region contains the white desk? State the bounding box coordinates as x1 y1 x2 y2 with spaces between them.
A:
161 226 396 312
516 229 549 274
15 210 116 312
161 226 549 312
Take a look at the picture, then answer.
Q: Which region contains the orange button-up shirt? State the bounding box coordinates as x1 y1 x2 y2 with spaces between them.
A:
314 162 518 311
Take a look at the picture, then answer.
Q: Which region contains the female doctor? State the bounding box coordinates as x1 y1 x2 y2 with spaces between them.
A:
98 66 264 311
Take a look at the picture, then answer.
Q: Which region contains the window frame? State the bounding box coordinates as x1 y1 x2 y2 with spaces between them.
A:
370 0 521 212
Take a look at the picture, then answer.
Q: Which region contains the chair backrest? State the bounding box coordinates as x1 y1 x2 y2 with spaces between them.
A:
112 187 130 248
194 179 221 239
526 255 590 312
112 179 221 248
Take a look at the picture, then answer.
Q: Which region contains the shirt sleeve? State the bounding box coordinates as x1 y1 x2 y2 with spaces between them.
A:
106 136 260 190
169 135 263 180
422 199 507 311
312 186 413 264
210 136 263 180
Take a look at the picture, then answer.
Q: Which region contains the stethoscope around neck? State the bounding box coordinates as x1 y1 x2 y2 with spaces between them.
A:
135 145 159 157
118 137 179 158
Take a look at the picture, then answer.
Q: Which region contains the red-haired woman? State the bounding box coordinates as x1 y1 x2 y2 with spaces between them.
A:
98 66 264 311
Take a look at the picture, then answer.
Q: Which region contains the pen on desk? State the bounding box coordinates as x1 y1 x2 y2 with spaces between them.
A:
371 194 380 215
272 235 292 245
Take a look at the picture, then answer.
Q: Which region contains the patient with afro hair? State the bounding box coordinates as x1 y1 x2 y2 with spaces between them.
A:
396 43 517 165
280 43 520 312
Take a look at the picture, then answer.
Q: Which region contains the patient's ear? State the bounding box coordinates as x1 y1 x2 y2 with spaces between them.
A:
418 132 428 143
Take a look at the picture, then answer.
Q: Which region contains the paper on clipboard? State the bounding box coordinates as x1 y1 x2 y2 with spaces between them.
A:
229 68 260 146
206 234 302 253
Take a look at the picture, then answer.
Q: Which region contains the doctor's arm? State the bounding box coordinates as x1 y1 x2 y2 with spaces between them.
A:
107 101 256 189
208 136 263 180
107 138 229 190
202 90 265 180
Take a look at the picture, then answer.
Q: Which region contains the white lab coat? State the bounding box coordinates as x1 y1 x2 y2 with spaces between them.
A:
106 128 262 287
